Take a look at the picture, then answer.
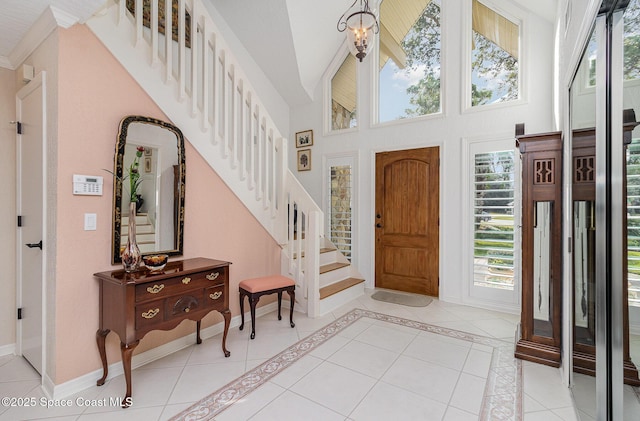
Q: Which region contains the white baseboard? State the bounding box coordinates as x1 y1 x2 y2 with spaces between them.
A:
47 302 278 399
0 343 16 357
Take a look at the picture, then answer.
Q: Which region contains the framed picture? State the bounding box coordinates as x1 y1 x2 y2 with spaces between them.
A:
144 157 152 173
297 149 311 171
144 147 152 156
295 130 313 148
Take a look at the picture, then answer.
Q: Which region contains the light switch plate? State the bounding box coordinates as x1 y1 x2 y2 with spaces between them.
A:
84 213 97 231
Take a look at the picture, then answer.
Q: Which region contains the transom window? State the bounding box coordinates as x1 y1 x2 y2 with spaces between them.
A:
378 0 442 122
470 0 520 107
331 54 357 131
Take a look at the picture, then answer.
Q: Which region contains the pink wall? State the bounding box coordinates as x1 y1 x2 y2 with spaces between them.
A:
55 25 280 383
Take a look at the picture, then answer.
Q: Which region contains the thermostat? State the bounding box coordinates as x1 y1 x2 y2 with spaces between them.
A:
73 174 103 196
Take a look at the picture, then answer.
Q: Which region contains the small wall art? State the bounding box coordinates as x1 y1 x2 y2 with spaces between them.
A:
295 130 313 148
297 149 311 171
144 157 152 173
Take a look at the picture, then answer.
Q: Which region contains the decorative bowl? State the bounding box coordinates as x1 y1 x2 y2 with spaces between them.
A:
143 254 168 272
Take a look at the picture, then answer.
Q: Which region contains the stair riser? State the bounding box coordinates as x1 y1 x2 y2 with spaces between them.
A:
121 233 156 244
319 250 339 266
319 266 352 287
121 225 155 234
318 282 365 316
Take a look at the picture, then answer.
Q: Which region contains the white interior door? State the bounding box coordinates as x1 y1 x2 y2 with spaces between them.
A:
16 72 46 375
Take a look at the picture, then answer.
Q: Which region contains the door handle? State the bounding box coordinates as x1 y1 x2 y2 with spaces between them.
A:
376 223 382 228
25 240 42 250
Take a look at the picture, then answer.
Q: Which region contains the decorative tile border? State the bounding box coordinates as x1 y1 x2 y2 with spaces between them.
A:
170 308 522 421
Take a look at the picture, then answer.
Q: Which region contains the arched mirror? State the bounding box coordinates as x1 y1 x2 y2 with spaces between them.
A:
111 115 185 264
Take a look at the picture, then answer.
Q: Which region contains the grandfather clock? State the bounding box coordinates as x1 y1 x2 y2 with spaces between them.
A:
515 131 563 367
571 114 640 385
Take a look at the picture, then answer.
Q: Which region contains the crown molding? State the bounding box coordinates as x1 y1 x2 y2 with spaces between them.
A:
6 6 81 71
0 56 12 70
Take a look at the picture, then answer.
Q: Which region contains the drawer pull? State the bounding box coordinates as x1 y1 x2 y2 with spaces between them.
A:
142 308 160 319
206 272 220 281
210 291 223 300
184 308 190 313
147 284 165 294
182 277 191 285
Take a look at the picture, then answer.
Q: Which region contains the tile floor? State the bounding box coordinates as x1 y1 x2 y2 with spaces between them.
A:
0 289 608 420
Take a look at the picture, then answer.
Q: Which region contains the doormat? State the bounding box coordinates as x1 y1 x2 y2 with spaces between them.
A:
370 290 433 307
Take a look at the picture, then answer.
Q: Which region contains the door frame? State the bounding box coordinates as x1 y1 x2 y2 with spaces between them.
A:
369 141 443 294
15 71 47 380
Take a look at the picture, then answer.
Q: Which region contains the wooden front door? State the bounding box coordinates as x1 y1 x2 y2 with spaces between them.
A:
375 147 440 296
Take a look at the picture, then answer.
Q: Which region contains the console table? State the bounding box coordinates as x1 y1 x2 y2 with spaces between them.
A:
94 257 231 407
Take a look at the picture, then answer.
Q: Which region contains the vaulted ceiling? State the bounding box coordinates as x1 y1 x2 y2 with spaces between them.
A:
0 0 557 107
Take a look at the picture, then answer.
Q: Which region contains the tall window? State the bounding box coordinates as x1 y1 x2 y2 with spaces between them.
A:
627 138 640 307
473 150 516 290
624 0 640 81
331 54 357 130
325 156 355 261
471 0 520 107
378 0 441 122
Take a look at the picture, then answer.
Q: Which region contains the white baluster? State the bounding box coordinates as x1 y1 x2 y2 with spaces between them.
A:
151 0 158 66
178 0 186 101
164 0 172 82
190 0 198 117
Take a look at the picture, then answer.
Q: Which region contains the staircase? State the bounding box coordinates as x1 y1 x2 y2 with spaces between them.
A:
86 0 364 317
121 213 156 253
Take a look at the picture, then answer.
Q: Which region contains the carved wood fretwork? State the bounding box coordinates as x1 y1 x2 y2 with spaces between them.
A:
574 156 595 183
534 159 555 184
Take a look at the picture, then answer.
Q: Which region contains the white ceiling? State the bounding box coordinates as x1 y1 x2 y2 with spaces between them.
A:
0 0 557 107
0 0 106 61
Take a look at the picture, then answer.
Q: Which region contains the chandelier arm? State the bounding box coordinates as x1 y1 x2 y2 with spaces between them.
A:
337 0 360 32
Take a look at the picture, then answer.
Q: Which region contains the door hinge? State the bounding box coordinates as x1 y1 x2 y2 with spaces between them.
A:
17 308 22 320
16 121 22 135
17 215 22 227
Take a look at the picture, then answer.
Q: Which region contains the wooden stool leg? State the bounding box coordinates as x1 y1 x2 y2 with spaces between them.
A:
277 291 283 320
287 289 295 328
239 290 246 331
196 320 202 344
250 295 259 339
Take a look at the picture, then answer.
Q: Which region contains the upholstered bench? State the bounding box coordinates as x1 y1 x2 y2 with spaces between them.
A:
239 275 295 339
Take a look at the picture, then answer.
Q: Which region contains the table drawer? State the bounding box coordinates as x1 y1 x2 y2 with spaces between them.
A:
204 284 226 311
166 291 204 320
135 268 226 302
135 300 165 330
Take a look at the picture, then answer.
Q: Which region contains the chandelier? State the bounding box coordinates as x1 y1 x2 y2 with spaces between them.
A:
336 0 380 62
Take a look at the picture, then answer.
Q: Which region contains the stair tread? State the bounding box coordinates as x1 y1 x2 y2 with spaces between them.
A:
293 247 336 260
320 277 365 300
320 262 350 274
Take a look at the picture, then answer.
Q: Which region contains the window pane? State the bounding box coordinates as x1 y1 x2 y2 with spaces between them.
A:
625 0 640 81
331 54 357 130
327 165 353 260
473 151 515 290
628 138 640 307
378 0 441 122
471 0 519 106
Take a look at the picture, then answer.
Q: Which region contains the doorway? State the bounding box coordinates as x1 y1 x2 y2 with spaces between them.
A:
16 72 46 375
374 147 440 296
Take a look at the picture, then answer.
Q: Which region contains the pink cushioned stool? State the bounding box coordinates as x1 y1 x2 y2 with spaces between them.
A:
239 275 295 339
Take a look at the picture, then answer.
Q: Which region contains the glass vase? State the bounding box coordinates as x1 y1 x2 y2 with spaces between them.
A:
122 201 142 272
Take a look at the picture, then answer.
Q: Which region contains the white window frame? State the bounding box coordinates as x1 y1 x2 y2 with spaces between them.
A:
462 135 521 312
461 0 527 114
322 152 359 268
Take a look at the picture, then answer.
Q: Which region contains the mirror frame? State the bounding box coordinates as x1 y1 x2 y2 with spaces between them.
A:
111 115 186 264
